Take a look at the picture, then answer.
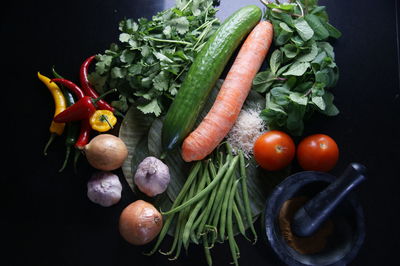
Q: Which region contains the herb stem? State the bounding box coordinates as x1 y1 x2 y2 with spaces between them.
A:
296 0 305 17
180 0 193 11
145 36 193 46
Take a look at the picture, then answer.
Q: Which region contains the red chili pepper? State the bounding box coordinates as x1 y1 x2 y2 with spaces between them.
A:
75 119 91 150
73 119 92 172
53 96 96 123
80 55 115 112
51 78 85 99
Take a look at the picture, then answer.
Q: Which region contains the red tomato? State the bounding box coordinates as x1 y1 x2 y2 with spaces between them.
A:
297 134 339 172
253 130 295 171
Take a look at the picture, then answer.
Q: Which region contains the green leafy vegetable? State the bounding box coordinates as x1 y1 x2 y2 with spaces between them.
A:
89 0 220 116
256 0 341 136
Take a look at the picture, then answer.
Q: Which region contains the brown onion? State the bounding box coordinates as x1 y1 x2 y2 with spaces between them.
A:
119 200 163 245
84 134 128 171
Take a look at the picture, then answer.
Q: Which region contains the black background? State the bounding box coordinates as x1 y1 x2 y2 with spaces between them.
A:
2 0 400 265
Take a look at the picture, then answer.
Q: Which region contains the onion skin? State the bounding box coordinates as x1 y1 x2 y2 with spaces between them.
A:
84 134 128 171
119 200 163 245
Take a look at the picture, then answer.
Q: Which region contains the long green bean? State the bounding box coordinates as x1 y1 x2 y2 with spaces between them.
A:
182 164 209 250
209 156 239 226
196 163 220 238
169 171 199 260
144 161 202 256
227 179 241 266
219 171 235 241
203 235 213 266
159 213 182 256
234 186 247 218
233 201 250 241
161 159 231 216
239 151 257 244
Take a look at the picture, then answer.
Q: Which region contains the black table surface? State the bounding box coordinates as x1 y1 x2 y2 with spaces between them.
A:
3 0 400 265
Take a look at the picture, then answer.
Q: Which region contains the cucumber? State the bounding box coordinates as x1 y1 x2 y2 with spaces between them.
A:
161 5 262 151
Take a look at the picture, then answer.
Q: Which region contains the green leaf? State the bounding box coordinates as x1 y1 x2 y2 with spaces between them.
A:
289 92 308 105
140 45 151 57
312 96 326 110
271 87 290 105
282 61 310 76
265 93 287 115
270 50 283 74
304 14 330 40
286 104 305 136
291 35 305 46
294 18 314 41
153 71 170 91
111 67 126 79
267 3 296 11
253 70 275 93
137 98 162 116
279 22 293 32
276 64 291 76
297 42 318 62
282 43 299 58
322 21 342 39
119 33 131 43
169 17 190 35
294 81 313 92
271 86 290 98
320 92 339 116
127 63 142 75
311 51 327 66
276 30 293 46
311 6 326 15
163 25 172 37
120 50 135 64
318 42 335 58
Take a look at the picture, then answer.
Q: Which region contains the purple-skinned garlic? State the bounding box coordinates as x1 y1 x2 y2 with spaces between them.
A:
134 156 170 197
87 171 122 207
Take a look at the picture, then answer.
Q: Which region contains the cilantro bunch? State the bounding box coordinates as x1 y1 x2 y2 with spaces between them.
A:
90 0 220 116
254 0 341 136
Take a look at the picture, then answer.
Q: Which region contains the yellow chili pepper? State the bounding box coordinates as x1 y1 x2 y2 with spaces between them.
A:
38 72 67 155
89 110 117 132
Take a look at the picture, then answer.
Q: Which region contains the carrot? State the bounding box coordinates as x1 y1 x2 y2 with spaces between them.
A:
181 21 274 162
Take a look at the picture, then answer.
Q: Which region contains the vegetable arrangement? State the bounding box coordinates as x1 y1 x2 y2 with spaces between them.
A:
39 0 343 265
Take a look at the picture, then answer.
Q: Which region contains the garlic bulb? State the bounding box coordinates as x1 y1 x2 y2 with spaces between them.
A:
134 156 170 197
87 171 122 207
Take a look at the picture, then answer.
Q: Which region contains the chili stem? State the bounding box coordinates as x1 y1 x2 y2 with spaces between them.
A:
100 114 114 129
92 88 118 104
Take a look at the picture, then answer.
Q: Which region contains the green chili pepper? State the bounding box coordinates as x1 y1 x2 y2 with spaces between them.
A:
52 67 80 172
